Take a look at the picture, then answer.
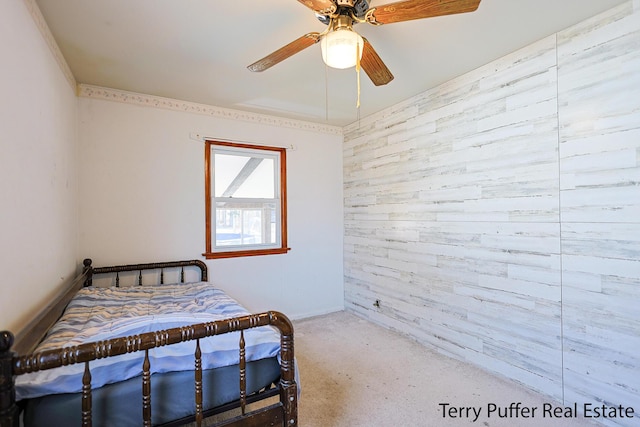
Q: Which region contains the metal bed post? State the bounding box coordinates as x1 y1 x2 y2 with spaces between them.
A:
0 331 18 427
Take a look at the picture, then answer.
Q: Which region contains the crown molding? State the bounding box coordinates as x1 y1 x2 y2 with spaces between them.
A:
77 85 344 136
23 0 76 90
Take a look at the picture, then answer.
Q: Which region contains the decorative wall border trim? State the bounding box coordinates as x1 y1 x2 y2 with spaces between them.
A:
23 0 76 90
78 85 344 136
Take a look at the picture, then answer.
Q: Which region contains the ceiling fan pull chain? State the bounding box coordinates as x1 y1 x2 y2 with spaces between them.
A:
325 62 329 122
356 39 361 109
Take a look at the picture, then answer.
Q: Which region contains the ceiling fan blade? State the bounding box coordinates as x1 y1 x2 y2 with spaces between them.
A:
367 0 481 25
360 38 394 86
296 0 337 14
247 33 321 72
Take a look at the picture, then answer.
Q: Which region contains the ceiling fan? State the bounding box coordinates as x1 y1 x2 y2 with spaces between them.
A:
247 0 482 86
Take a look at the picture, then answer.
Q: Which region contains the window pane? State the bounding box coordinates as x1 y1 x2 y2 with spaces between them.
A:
215 202 277 247
214 153 275 198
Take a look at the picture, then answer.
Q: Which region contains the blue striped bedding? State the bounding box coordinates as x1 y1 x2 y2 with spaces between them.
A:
15 282 281 400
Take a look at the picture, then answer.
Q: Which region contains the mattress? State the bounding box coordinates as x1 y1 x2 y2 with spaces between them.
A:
23 357 281 427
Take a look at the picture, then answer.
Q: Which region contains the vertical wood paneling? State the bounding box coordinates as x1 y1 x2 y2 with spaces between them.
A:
558 3 640 426
344 2 639 424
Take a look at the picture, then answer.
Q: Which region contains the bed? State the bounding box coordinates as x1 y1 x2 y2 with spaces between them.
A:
0 259 298 427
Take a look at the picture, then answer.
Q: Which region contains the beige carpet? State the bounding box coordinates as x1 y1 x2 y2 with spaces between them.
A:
294 310 601 427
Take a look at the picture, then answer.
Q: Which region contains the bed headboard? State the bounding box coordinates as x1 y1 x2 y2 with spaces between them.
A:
85 258 208 287
8 258 208 355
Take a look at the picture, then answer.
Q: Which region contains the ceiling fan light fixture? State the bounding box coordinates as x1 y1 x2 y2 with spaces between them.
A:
320 28 364 69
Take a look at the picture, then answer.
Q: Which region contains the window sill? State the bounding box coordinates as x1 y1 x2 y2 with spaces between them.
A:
203 247 291 259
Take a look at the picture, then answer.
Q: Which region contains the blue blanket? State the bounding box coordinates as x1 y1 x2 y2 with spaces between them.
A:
16 282 281 400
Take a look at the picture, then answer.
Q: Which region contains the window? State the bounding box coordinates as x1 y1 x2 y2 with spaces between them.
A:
204 140 288 259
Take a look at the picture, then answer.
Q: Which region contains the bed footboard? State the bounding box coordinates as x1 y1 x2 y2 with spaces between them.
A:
0 333 17 426
0 311 297 427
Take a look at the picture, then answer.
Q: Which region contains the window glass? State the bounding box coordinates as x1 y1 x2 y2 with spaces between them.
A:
213 154 275 198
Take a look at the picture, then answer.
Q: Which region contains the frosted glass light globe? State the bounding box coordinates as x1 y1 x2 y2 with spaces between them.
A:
321 29 364 69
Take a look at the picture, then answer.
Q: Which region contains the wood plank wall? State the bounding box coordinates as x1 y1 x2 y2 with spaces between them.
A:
557 2 640 425
342 3 639 426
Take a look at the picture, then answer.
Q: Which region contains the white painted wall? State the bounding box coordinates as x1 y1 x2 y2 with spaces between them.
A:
0 0 79 333
77 94 344 319
343 2 639 426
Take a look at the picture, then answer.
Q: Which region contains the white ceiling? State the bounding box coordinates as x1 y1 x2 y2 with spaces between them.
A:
36 0 627 127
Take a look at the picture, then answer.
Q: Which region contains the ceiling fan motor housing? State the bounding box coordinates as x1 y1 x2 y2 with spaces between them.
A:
316 0 370 24
335 0 369 18
350 0 370 18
